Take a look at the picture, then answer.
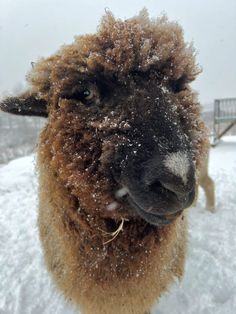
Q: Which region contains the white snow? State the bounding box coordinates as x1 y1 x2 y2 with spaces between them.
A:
0 137 236 314
115 187 129 198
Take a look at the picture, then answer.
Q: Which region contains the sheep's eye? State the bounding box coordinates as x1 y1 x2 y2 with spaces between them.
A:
82 89 94 101
61 86 97 103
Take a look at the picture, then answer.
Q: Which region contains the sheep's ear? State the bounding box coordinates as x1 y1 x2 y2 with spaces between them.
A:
0 92 48 117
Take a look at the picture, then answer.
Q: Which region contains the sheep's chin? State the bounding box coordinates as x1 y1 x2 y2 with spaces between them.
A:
127 196 183 227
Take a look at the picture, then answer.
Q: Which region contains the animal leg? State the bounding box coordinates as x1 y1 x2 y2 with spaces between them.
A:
199 175 215 212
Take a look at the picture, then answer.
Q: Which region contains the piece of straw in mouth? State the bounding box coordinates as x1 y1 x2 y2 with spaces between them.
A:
99 217 128 245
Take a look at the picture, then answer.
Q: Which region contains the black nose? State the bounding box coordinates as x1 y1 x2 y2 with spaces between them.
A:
143 159 195 207
114 151 196 226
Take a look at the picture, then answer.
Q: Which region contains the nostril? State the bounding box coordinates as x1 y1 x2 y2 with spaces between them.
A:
146 177 194 202
161 181 187 197
147 180 163 192
145 177 179 196
161 181 195 207
146 179 182 201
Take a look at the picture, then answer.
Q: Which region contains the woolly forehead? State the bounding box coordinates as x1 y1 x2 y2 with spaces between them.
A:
28 10 200 99
75 10 199 81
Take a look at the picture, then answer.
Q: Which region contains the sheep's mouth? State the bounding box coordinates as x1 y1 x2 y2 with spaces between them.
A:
127 195 184 226
116 184 188 227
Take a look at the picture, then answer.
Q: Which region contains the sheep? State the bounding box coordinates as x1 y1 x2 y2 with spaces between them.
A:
0 10 209 314
199 151 215 212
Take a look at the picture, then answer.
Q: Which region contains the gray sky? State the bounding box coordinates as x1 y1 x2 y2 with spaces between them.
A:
0 0 235 106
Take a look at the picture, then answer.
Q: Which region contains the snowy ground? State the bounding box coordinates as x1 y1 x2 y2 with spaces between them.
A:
0 137 236 314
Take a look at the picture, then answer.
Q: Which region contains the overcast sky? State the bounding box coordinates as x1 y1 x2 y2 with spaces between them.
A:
0 0 235 106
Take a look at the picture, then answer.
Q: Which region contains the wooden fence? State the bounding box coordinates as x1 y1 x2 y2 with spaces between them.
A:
212 98 236 145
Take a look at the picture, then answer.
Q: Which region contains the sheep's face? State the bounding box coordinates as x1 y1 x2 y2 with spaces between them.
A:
37 70 203 227
0 11 208 227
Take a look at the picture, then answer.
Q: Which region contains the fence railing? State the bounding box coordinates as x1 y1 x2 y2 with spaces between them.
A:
212 98 236 146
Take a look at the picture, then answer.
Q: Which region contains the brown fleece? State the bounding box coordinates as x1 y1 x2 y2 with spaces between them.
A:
25 9 208 314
